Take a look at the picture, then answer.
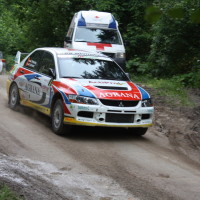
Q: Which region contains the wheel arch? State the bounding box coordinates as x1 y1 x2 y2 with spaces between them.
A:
50 92 63 117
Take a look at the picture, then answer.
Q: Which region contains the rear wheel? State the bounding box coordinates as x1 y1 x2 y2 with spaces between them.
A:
127 127 148 136
9 83 20 110
51 99 71 135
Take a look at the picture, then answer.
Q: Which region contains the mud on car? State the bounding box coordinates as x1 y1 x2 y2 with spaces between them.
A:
7 48 154 136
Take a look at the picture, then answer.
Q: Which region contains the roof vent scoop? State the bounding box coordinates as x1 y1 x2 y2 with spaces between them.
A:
94 86 128 90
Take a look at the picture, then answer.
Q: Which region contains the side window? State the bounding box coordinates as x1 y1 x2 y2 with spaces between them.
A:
67 14 76 39
24 50 43 72
38 52 55 76
67 27 74 39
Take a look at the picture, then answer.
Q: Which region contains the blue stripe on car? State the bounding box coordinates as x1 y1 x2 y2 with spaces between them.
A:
73 84 95 98
137 86 150 100
59 90 71 104
24 74 42 81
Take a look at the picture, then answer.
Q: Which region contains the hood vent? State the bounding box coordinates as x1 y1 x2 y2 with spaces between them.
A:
95 86 128 90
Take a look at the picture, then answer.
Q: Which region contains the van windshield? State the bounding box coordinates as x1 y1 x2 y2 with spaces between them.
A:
74 27 122 45
58 58 128 81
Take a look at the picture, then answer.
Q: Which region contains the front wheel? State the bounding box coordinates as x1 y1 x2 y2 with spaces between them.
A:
51 99 71 135
9 83 20 110
127 127 148 136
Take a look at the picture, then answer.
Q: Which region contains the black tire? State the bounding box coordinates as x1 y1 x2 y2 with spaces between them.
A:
51 99 71 135
127 127 148 136
9 83 20 110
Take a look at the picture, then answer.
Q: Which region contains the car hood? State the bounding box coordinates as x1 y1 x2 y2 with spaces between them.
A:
55 78 150 101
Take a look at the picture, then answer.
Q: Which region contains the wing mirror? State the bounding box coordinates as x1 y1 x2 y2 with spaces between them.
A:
49 68 56 79
65 36 72 43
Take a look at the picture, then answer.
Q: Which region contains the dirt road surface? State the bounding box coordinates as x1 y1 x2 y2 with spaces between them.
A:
0 75 200 200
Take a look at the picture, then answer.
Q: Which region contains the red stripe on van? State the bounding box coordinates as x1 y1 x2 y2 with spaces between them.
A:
87 43 112 50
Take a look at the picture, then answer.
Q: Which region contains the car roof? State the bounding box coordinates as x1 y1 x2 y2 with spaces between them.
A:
36 47 109 59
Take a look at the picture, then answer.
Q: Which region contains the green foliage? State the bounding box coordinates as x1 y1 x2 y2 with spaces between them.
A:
0 8 28 54
0 0 199 88
127 58 149 74
132 75 193 106
147 1 200 85
0 185 22 200
145 6 162 23
5 55 15 71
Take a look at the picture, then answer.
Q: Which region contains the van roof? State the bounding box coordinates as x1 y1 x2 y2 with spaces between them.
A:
76 10 117 29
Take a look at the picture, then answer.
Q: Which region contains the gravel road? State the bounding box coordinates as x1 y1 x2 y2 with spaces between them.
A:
0 75 200 200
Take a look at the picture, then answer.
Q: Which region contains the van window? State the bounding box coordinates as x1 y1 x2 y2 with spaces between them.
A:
74 27 122 45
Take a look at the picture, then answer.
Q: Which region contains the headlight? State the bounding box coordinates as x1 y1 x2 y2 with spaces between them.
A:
115 53 126 59
68 95 98 105
142 99 153 107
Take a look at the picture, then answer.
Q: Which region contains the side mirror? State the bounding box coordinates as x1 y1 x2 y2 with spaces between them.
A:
49 68 56 79
65 36 72 43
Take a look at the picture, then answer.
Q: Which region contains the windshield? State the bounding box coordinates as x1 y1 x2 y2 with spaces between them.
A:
74 27 122 45
58 58 128 81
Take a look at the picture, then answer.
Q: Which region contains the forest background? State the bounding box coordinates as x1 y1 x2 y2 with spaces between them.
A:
0 0 200 88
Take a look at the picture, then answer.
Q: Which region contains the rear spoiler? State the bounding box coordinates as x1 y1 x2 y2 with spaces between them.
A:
15 51 29 64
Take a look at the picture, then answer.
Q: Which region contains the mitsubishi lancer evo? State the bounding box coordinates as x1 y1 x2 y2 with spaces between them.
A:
7 48 154 136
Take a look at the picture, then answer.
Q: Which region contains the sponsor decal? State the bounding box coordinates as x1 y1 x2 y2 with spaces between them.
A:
78 105 90 111
25 83 40 95
89 81 125 85
146 108 154 113
41 85 49 93
69 105 75 111
99 92 140 99
25 58 37 68
77 118 94 122
141 120 152 124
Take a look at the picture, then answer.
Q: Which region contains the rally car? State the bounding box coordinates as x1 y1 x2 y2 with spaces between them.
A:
7 48 154 136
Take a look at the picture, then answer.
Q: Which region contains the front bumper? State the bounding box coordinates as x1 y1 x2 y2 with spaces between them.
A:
64 102 154 128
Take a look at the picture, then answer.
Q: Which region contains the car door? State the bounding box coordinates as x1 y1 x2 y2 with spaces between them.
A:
36 51 56 109
17 50 44 102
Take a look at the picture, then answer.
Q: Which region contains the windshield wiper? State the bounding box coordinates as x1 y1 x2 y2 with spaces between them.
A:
75 40 88 42
62 76 81 79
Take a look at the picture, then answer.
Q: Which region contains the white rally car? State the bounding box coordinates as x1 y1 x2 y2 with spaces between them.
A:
7 48 154 136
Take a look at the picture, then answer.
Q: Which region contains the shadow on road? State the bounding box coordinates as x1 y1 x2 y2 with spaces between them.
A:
66 126 150 142
7 104 150 142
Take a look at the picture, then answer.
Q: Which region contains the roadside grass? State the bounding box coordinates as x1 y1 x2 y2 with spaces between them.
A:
0 185 23 200
131 75 194 107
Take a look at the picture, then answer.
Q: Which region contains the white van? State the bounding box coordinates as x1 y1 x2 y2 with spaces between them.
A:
64 10 126 69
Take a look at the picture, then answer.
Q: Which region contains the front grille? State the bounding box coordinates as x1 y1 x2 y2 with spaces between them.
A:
78 111 93 118
95 86 128 90
99 99 139 107
141 114 150 119
106 113 134 123
102 52 115 58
